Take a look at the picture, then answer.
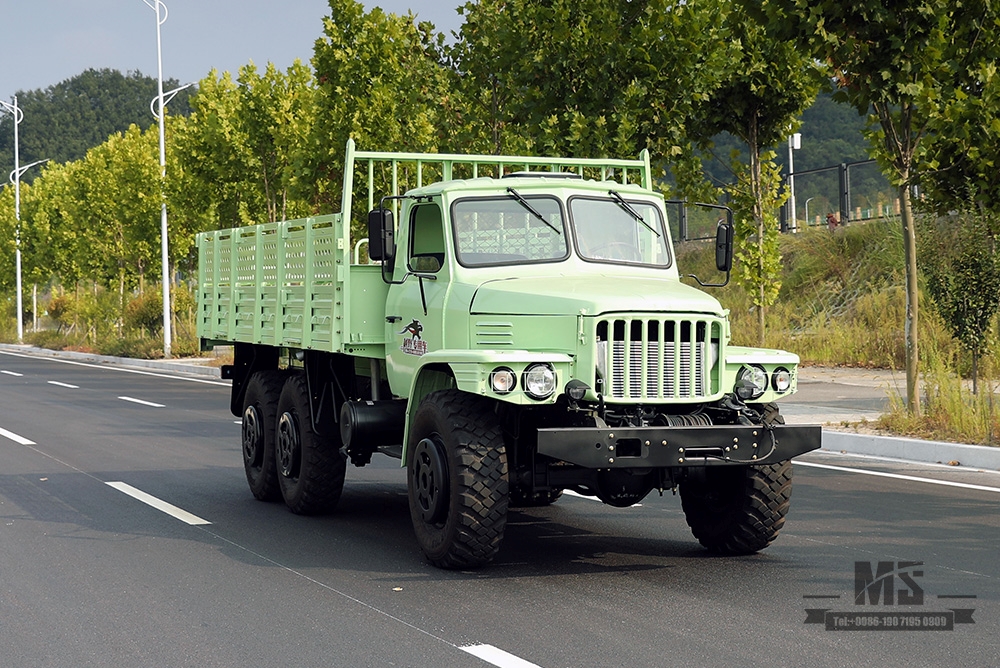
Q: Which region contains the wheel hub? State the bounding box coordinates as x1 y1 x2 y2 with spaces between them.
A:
276 411 300 479
412 437 448 524
242 405 263 466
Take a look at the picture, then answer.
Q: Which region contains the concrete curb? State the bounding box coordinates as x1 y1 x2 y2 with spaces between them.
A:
822 430 1000 471
0 343 223 378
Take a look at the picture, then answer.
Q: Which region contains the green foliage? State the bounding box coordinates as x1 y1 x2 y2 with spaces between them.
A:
450 0 732 191
918 208 1000 390
310 0 451 221
0 68 193 184
688 3 819 342
174 62 318 229
124 291 164 335
748 0 1000 412
729 154 786 315
879 346 1000 446
678 221 959 368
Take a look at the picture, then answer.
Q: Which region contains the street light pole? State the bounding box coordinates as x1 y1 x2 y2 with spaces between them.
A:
787 132 801 232
6 157 49 341
144 0 173 358
0 96 25 342
804 196 815 228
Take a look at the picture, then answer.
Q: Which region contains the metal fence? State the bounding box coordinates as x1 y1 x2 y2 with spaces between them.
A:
671 159 897 242
785 159 897 232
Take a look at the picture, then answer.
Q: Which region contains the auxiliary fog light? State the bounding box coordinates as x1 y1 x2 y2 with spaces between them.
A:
490 367 517 395
523 363 557 400
735 365 767 401
565 379 590 402
772 367 792 393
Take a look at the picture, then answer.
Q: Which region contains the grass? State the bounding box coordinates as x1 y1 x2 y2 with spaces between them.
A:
678 220 1000 446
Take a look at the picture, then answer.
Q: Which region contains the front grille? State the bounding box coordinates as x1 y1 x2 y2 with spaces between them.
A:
596 317 720 401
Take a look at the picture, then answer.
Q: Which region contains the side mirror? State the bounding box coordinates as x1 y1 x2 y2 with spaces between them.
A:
715 219 733 272
367 208 395 262
682 202 733 288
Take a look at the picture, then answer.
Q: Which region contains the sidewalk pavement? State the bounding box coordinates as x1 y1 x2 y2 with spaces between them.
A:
786 365 1000 471
1 344 997 470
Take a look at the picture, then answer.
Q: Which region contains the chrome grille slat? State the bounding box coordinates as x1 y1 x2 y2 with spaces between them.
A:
598 316 718 401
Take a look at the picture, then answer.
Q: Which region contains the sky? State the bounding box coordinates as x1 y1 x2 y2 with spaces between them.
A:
0 1 465 101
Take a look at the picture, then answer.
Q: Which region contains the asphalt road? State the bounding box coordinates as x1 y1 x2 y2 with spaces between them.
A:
1 349 998 668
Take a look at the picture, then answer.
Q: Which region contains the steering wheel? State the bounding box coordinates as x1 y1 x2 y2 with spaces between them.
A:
587 241 641 262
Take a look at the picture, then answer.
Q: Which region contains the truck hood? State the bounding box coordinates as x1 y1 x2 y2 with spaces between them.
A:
470 275 725 316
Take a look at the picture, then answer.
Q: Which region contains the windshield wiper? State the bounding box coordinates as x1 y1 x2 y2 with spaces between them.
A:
507 187 561 234
608 190 659 237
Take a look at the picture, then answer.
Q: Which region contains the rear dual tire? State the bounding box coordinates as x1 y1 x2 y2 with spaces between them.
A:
241 370 346 515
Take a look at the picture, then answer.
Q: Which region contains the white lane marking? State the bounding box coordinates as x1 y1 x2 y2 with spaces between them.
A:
0 350 229 387
797 461 1000 494
1 370 23 377
118 396 165 408
47 380 79 389
105 481 211 525
0 426 35 445
461 645 542 668
563 489 642 507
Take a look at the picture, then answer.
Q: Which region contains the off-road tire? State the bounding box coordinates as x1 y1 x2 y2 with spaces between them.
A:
241 370 286 501
407 390 508 569
679 403 791 554
275 373 347 515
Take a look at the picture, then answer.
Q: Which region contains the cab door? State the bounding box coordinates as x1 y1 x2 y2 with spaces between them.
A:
385 202 449 396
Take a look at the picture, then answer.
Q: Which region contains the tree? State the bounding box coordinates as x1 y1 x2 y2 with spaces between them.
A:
918 208 1000 394
174 62 317 230
689 3 819 343
751 0 1000 414
310 0 452 222
450 0 731 176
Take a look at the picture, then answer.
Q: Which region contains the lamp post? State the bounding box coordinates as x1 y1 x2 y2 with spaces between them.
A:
0 97 47 343
804 196 815 228
143 0 173 358
787 132 801 232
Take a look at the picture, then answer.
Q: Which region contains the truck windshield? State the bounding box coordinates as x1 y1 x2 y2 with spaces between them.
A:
570 196 671 267
452 196 568 267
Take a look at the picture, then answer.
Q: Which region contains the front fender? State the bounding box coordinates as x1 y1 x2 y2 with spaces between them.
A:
400 350 575 465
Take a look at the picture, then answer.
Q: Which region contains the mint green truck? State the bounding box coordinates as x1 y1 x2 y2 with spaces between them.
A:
197 140 821 568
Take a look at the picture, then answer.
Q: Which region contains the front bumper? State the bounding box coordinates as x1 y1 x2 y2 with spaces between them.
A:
537 424 821 468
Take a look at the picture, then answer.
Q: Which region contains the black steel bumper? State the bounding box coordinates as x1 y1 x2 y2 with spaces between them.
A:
536 424 822 468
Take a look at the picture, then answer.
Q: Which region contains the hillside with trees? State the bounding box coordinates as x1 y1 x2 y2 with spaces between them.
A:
0 68 193 183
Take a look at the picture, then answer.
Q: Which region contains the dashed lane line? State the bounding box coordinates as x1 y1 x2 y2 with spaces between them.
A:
118 396 166 408
1 370 23 377
47 380 79 389
461 645 543 668
0 426 35 445
105 481 211 525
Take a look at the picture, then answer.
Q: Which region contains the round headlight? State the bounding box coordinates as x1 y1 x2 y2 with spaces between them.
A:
735 365 767 401
523 363 556 400
490 367 517 394
772 367 792 393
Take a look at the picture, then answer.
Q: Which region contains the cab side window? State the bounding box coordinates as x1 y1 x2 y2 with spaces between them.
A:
409 204 445 273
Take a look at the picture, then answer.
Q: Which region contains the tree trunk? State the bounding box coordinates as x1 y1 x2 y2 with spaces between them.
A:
749 120 766 346
899 184 920 414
